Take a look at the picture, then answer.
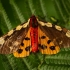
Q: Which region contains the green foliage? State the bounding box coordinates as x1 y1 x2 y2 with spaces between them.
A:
0 0 70 70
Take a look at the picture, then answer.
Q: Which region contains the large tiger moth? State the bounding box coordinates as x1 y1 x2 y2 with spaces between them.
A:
0 15 70 57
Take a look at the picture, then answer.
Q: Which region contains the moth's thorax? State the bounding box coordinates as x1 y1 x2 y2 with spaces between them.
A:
29 15 38 28
30 15 38 52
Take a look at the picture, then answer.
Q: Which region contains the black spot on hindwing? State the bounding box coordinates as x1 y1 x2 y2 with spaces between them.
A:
47 40 51 44
17 49 23 53
41 36 46 39
41 45 47 49
21 43 24 46
25 37 30 40
39 44 47 49
25 46 30 51
50 46 55 50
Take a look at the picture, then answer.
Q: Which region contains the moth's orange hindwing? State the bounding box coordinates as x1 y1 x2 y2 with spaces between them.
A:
13 28 31 57
38 20 70 55
38 27 60 55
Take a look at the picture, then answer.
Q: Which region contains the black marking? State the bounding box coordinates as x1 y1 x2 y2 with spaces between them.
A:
0 44 2 47
41 36 46 39
47 40 51 44
25 46 30 51
50 46 55 50
25 37 30 40
21 43 24 46
38 44 41 47
40 45 47 49
4 36 10 40
17 49 23 53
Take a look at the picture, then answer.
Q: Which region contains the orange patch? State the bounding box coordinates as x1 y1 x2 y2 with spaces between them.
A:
13 29 31 57
38 27 60 55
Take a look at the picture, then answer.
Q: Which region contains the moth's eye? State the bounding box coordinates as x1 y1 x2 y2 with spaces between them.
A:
50 46 55 50
25 46 30 51
21 43 24 46
25 37 30 40
17 49 23 53
47 40 51 44
41 36 46 39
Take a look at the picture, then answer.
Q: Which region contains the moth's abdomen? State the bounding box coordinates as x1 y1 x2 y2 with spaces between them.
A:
30 27 38 52
30 15 38 52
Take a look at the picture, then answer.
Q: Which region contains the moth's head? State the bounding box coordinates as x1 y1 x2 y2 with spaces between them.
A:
29 15 38 28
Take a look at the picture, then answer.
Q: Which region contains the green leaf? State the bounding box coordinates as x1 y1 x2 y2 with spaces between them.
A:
0 0 70 70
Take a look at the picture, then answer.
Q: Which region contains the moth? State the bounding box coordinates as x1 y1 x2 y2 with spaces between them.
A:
0 15 70 57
